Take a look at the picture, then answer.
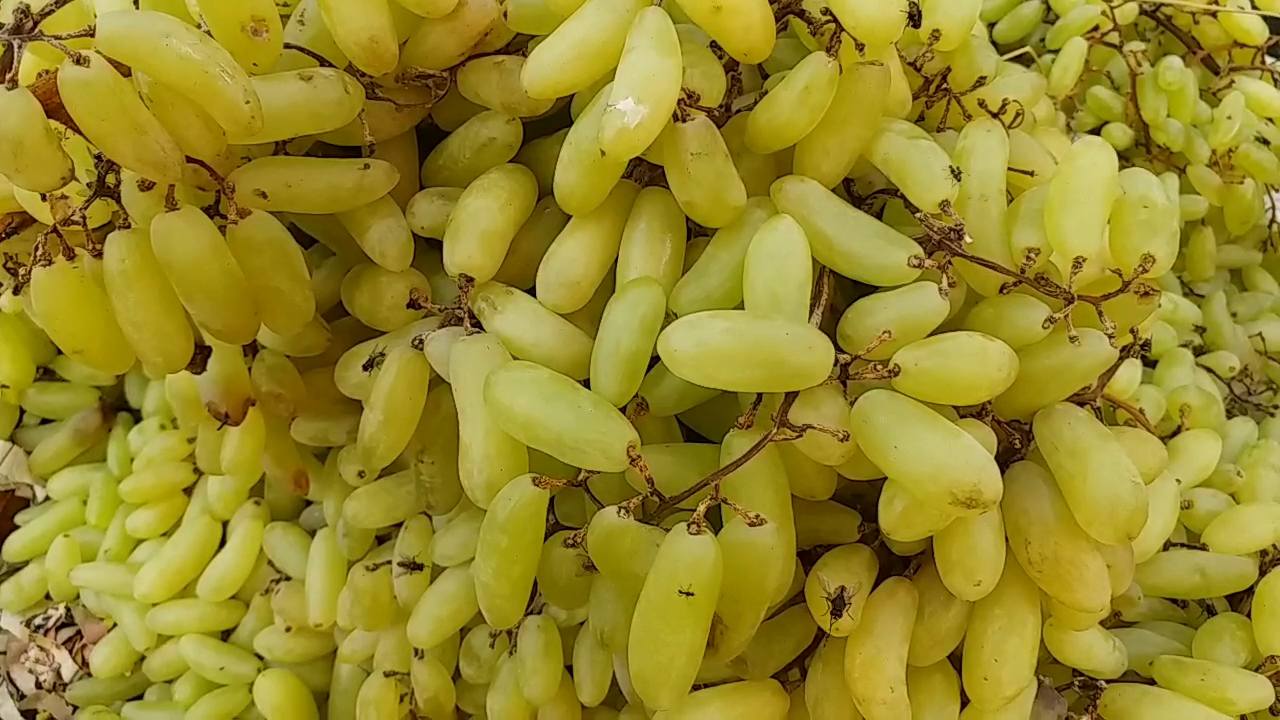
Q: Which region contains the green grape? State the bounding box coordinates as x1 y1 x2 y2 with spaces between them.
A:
538 180 639 312
771 174 923 286
185 685 251 720
521 0 646 100
793 60 889 188
192 0 282 72
960 294 1053 349
665 114 749 229
1044 135 1118 280
670 0 774 63
993 328 1119 419
920 0 981 51
315 0 397 75
1192 611 1260 668
145 598 247 635
889 331 1018 405
961 556 1040 710
456 55 554 118
196 499 266 600
229 157 400 213
866 119 959 213
802 543 877 638
2 496 84 562
658 310 835 393
741 214 812 324
842 576 915 719
879 478 955 542
400 0 501 69
96 9 263 136
668 197 774 315
590 277 666 407
471 474 550 629
421 111 523 189
1097 683 1232 720
485 360 640 471
1135 549 1258 599
628 522 722 710
0 86 75 192
851 389 1001 514
57 51 183 183
470 281 594 379
514 613 563 705
933 507 1005 602
252 668 318 720
30 255 137 376
952 117 1013 296
828 0 906 48
907 557 971 668
613 186 686 294
598 6 682 160
746 51 839 155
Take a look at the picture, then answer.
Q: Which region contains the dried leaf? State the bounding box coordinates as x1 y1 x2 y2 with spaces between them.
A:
0 442 42 502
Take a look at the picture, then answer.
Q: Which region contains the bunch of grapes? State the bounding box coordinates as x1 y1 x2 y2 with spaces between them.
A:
3 0 1280 717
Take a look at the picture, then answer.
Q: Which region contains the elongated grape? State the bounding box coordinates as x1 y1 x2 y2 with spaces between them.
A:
0 86 75 192
95 9 264 136
30 257 135 375
400 0 501 69
521 0 647 100
471 281 594 379
538 180 640 313
1044 135 1118 277
794 60 889 187
658 310 834 393
1033 403 1148 544
867 119 959 213
590 277 666 407
442 164 538 283
450 334 528 508
229 157 400 214
471 475 550 629
485 360 639 471
889 331 1018 405
194 0 282 73
993 328 1119 419
962 557 1041 709
851 389 1001 514
671 0 774 63
58 51 182 183
456 55 555 118
842 576 915 720
599 6 682 160
1097 683 1232 720
1134 549 1258 599
665 115 748 229
747 51 839 154
628 523 722 710
771 175 923 286
317 0 398 75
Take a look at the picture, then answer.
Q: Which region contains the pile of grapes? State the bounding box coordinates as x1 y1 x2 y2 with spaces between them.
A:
3 0 1280 717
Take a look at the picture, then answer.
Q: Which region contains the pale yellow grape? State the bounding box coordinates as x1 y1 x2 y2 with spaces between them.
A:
658 310 835 393
1200 501 1280 554
1 497 83 563
253 669 318 720
470 281 594 379
907 557 971 667
961 293 1053 349
851 389 1001 514
456 55 555 117
1148 655 1273 715
400 0 501 70
449 334 528 508
443 163 539 282
993 327 1119 419
358 345 431 471
553 84 627 215
670 0 775 63
934 509 1005 602
537 180 640 313
514 614 562 705
485 360 640 471
599 6 683 160
484 657 532 719
629 523 723 710
338 262 429 331
889 331 1018 405
317 0 398 75
98 228 193 376
1110 167 1180 278
149 206 260 345
1044 135 1118 277
771 175 923 286
1134 549 1258 599
231 68 365 145
488 197 570 289
130 76 222 162
144 598 246 635
0 86 75 192
421 111 523 189
951 117 1012 296
720 429 796 604
1033 402 1148 544
920 0 981 50
57 52 182 183
802 543 877 638
665 118 749 230
590 277 666 407
793 60 889 188
520 0 645 100
668 197 774 315
280 0 349 67
616 186 687 294
878 479 954 542
1096 684 1231 720
186 685 251 720
406 187 462 240
746 51 838 154
676 25 728 107
29 256 136 376
1001 460 1112 614
341 470 428 528
840 576 914 720
1041 619 1127 679
230 157 399 214
836 281 950 359
133 511 222 603
226 210 316 337
827 0 906 48
196 500 266 601
962 556 1040 709
95 9 264 136
192 0 281 73
866 119 959 214
469 475 549 630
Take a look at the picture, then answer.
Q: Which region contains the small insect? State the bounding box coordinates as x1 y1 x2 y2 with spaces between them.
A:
819 577 857 631
950 165 963 183
906 0 923 30
676 585 696 598
362 346 387 373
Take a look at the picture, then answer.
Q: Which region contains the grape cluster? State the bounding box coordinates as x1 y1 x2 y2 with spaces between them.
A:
1 0 1280 718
